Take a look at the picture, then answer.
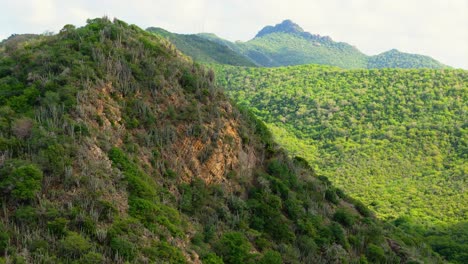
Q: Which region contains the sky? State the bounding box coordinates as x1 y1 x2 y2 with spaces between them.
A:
1 0 467 69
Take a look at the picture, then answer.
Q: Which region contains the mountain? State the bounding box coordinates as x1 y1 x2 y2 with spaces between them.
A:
147 27 256 66
152 20 449 69
0 17 443 263
214 63 468 263
238 20 368 68
255 19 305 37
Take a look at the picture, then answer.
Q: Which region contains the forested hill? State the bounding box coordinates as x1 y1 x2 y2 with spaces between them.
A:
0 18 444 263
214 64 468 263
151 19 449 69
146 27 256 67
367 49 448 69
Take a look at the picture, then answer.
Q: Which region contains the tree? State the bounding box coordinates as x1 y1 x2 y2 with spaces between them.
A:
0 163 43 201
366 244 385 263
60 232 91 258
215 232 253 264
259 250 282 264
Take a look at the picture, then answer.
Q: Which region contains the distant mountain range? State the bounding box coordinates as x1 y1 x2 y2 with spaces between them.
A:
146 27 256 66
148 20 449 69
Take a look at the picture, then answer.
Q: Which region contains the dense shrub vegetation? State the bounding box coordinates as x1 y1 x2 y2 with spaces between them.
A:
214 64 467 263
0 17 445 263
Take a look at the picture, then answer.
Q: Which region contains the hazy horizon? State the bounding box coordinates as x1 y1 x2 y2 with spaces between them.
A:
1 0 467 69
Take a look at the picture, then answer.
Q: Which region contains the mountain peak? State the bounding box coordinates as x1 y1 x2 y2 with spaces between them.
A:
387 48 400 53
255 19 304 38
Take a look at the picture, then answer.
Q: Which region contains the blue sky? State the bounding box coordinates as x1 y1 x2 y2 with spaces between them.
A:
1 0 467 69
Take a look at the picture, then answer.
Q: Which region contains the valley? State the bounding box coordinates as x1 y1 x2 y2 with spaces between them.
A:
214 64 467 263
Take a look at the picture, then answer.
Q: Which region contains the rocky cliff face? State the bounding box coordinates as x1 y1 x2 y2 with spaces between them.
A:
76 78 255 187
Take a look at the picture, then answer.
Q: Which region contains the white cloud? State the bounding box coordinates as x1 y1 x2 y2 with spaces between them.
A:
27 0 56 24
0 0 467 68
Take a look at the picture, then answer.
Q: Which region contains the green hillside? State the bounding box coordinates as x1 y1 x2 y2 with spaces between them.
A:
368 49 448 69
237 32 368 68
0 17 444 263
214 64 468 263
147 27 256 66
236 20 368 68
196 33 244 54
